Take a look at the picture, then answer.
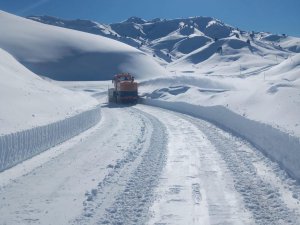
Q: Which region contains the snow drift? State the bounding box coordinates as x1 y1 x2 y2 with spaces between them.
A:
0 11 167 81
0 48 98 135
0 48 102 172
142 99 300 181
0 32 106 172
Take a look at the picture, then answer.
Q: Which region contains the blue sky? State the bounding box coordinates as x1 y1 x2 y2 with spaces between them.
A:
1 0 300 36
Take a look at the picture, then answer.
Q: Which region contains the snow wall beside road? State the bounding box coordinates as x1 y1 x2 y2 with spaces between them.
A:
0 105 101 172
142 99 300 181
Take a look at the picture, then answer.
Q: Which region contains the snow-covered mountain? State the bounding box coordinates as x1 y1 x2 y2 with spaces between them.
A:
1 10 300 225
28 15 300 67
0 11 167 81
2 11 298 137
2 11 299 136
27 15 232 63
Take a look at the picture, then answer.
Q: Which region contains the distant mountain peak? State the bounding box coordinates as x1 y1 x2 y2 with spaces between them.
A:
28 15 59 22
149 18 162 23
124 16 147 24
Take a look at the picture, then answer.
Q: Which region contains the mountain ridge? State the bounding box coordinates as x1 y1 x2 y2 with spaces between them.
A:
27 14 300 68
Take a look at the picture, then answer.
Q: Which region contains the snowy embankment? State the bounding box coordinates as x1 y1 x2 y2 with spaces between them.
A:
0 105 100 172
0 48 101 172
141 99 300 181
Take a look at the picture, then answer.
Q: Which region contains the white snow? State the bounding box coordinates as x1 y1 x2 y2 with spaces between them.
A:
0 48 98 135
0 104 165 224
0 48 101 171
141 99 300 180
136 21 300 182
140 51 300 180
0 10 167 172
141 105 253 225
0 11 167 81
1 96 299 224
1 9 300 225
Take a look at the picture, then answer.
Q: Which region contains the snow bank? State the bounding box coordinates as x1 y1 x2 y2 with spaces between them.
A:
0 48 98 135
0 47 102 172
0 105 101 172
141 99 300 181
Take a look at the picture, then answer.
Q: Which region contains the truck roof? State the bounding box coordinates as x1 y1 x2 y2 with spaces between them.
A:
114 73 133 79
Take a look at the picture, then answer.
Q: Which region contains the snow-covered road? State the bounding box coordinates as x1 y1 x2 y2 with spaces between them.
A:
1 99 300 224
0 105 165 224
138 105 300 225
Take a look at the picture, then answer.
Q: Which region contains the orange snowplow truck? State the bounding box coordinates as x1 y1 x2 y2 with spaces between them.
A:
108 73 138 103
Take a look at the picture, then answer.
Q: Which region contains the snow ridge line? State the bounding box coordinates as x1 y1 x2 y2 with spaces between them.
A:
0 105 101 172
141 99 300 181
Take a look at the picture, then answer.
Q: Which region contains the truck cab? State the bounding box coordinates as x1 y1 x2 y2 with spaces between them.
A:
108 73 138 104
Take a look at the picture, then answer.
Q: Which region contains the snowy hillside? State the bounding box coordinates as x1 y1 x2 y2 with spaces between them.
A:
1 10 300 225
0 11 166 81
28 15 119 38
25 13 300 136
28 15 300 66
140 60 300 138
0 48 98 135
0 11 106 172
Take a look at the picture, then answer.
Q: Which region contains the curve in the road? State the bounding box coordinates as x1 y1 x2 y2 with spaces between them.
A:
1 102 300 225
136 104 300 225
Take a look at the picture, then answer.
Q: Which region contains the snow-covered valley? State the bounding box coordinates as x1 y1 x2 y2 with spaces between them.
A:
25 12 300 137
0 10 300 225
1 86 300 224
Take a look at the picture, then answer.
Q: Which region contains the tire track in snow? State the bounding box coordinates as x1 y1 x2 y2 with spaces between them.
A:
99 109 167 225
136 105 300 225
180 112 300 225
0 106 149 225
74 108 167 225
138 105 252 225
